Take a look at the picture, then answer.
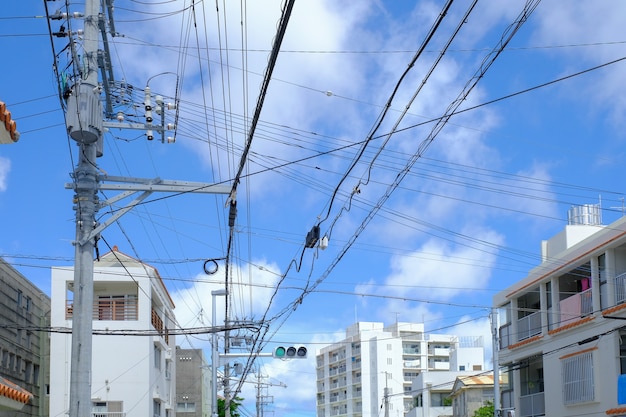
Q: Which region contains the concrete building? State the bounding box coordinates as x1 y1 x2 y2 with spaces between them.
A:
405 336 485 417
50 247 177 417
316 321 484 417
0 257 50 417
176 347 211 417
449 375 494 417
494 205 626 416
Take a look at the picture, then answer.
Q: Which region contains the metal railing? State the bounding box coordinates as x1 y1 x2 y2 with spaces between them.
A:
517 311 541 342
92 413 126 417
616 272 626 304
519 391 545 417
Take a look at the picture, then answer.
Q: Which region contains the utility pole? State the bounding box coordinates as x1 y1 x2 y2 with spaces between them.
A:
64 1 102 417
57 3 231 417
491 308 501 417
383 372 390 417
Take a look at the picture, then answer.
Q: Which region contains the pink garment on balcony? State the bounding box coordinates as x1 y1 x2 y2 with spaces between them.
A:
560 294 581 324
581 277 591 290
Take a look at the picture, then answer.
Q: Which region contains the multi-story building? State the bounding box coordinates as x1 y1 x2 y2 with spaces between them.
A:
406 336 484 417
316 321 484 417
176 347 211 417
494 205 626 416
0 257 50 417
50 246 177 417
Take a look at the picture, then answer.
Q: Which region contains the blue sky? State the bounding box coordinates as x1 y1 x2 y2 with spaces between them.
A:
2 1 626 416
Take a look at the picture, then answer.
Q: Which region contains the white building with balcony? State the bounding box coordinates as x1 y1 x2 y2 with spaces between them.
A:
405 336 484 417
49 246 176 417
316 321 484 417
494 205 626 417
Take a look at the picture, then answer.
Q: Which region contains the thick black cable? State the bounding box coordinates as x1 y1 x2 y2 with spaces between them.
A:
318 0 457 227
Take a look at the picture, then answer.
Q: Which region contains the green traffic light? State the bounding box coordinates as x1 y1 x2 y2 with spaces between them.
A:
275 346 286 357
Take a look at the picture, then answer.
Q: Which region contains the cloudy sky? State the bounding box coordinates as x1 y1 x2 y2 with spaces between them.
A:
2 1 626 416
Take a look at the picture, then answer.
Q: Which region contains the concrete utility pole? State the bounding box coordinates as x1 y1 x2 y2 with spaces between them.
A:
383 372 390 417
63 2 230 417
212 289 227 417
64 0 102 416
491 308 501 417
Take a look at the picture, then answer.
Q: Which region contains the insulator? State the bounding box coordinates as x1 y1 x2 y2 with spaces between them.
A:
166 123 176 130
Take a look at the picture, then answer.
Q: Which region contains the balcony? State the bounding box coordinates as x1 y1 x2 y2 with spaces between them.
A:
559 288 592 325
330 353 346 363
519 392 545 417
517 311 541 342
66 298 138 321
616 272 626 304
93 413 126 417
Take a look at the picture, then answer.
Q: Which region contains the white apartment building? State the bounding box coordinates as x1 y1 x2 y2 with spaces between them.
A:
494 205 626 417
316 321 484 417
50 247 177 417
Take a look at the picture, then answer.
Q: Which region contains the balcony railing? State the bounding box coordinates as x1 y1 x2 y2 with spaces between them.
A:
93 413 126 417
517 311 541 342
151 308 169 344
559 289 592 325
616 272 626 304
519 391 545 417
66 299 138 321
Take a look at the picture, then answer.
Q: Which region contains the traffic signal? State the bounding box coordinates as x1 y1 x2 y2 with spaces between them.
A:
273 346 307 359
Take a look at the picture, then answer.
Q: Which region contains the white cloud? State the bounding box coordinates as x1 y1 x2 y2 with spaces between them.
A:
382 228 503 301
170 258 283 336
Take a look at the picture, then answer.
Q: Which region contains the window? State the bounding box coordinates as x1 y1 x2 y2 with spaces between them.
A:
431 392 452 407
25 361 32 384
154 345 161 370
92 401 123 417
620 328 626 374
562 350 594 404
153 400 161 417
177 402 196 412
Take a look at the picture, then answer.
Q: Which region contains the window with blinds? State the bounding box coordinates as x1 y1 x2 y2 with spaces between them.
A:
562 350 594 405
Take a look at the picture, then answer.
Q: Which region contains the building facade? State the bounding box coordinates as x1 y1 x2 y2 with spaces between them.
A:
449 375 494 417
0 257 50 417
176 347 211 417
316 321 484 417
50 247 177 417
494 207 626 416
406 336 485 417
